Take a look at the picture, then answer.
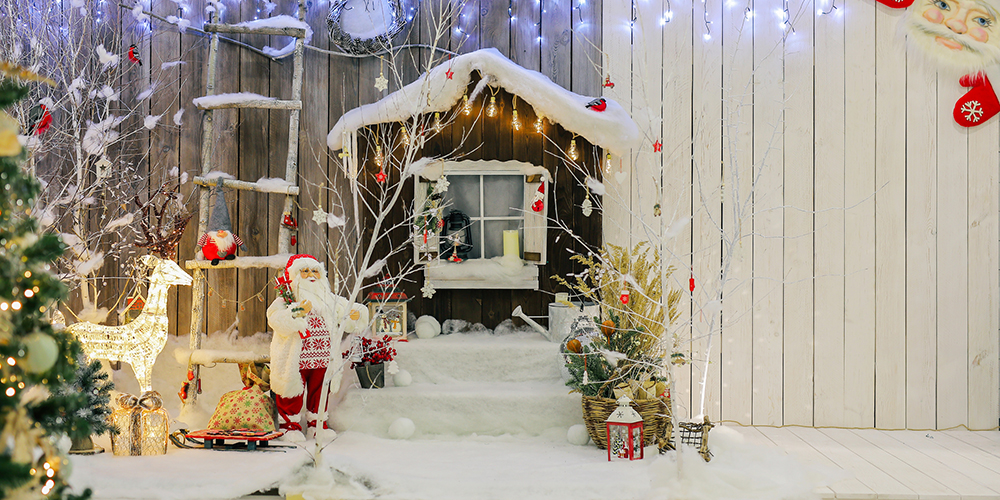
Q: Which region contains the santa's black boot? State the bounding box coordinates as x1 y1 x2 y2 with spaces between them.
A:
211 258 220 265
225 254 236 260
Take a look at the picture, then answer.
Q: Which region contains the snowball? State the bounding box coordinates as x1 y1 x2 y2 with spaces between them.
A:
441 319 468 335
388 417 415 439
567 424 590 446
392 369 412 387
414 315 441 339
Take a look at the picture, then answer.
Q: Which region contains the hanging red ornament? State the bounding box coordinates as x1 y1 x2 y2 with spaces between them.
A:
28 104 52 135
653 139 662 152
620 288 630 305
281 212 298 246
603 75 615 88
376 169 387 183
128 44 142 66
531 182 545 212
445 68 454 80
689 273 695 293
423 229 428 244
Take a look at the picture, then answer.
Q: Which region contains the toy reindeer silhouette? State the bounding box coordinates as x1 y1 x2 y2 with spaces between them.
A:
66 182 193 391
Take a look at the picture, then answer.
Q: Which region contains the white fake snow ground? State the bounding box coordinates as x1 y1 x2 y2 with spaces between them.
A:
67 333 836 500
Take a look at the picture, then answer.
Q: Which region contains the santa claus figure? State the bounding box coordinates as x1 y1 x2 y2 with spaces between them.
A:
266 254 369 442
197 187 247 265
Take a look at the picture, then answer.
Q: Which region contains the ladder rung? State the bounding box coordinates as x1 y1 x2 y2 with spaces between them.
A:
194 97 301 110
204 23 307 38
185 253 295 270
189 349 270 366
194 176 300 195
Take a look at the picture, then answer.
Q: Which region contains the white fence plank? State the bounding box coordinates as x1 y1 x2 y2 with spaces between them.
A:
873 5 908 430
904 47 938 431
601 0 633 248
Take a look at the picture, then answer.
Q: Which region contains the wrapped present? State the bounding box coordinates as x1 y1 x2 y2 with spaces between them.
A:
110 392 168 456
207 361 276 431
612 376 667 402
207 385 276 432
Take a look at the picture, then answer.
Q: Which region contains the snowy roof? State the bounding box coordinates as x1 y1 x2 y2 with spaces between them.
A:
327 48 640 157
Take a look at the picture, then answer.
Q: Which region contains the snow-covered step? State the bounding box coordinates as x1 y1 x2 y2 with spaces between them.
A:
396 333 565 383
185 253 293 270
192 176 300 195
331 381 582 437
204 22 308 38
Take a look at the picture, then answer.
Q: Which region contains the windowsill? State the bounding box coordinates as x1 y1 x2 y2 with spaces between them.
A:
424 257 539 289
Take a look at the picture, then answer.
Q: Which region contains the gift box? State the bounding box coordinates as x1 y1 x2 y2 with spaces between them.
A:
207 363 276 432
110 391 168 456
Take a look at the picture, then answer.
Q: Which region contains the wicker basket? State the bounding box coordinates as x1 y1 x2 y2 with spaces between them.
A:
581 395 672 451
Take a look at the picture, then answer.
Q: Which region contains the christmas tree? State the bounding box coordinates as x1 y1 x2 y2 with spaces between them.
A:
0 65 92 499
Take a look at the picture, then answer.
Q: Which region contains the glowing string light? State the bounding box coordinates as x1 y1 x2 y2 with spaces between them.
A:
605 153 613 174
486 96 498 117
511 97 520 130
534 114 544 133
434 112 443 132
462 94 472 115
568 137 579 161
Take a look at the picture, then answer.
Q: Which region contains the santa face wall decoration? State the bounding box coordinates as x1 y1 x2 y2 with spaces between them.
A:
903 0 1000 69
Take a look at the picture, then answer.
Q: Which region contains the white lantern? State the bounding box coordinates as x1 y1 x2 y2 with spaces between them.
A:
606 395 644 461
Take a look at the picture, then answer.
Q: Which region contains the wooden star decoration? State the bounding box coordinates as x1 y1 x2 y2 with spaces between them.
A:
374 74 389 92
653 140 662 152
445 68 454 79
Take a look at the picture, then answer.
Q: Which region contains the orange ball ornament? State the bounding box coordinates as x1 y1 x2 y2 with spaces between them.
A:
601 320 615 337
566 338 582 354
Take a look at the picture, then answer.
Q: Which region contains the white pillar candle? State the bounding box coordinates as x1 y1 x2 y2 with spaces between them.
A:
503 230 520 258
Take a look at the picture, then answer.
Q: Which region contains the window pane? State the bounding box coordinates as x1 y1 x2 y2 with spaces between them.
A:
445 174 481 217
483 175 523 217
483 220 522 259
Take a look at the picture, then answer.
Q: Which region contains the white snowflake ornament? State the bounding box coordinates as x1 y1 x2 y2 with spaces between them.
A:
312 208 328 225
433 177 450 194
374 74 388 92
421 281 436 299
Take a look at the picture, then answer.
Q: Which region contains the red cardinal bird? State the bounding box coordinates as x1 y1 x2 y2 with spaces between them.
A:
28 104 52 135
586 97 607 112
128 44 142 66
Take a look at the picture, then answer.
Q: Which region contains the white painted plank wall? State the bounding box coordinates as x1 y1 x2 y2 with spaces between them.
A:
601 0 1000 429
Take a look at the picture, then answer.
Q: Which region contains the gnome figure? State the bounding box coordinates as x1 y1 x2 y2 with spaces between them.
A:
197 187 247 265
266 254 369 442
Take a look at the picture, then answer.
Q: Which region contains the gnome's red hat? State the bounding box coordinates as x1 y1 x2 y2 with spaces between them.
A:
279 254 323 285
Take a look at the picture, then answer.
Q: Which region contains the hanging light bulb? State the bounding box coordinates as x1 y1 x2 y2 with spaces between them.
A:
374 143 384 168
605 152 613 173
512 110 520 131
434 112 443 132
462 94 472 115
568 138 579 161
400 124 410 146
486 96 498 117
534 115 544 133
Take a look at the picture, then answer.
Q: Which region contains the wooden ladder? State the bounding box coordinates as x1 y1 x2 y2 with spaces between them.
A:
182 3 306 412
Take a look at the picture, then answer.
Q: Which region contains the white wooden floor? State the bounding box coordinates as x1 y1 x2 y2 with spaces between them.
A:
732 426 1000 499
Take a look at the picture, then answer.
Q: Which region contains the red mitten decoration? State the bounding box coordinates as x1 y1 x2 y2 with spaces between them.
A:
954 72 1000 127
873 0 914 8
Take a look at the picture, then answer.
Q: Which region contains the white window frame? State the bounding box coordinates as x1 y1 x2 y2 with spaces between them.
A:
414 159 549 290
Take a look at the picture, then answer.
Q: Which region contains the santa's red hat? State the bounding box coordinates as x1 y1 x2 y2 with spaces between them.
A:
280 254 324 285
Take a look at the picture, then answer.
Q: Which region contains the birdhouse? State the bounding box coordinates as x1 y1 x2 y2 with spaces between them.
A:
606 395 644 461
366 276 409 338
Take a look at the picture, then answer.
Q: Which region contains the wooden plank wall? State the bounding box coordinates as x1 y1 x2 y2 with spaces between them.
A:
98 0 997 429
602 0 1000 429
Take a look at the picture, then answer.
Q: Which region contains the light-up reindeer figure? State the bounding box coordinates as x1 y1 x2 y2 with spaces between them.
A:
67 182 193 392
68 255 192 391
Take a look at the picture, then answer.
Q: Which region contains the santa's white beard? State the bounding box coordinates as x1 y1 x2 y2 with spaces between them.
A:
295 277 336 319
209 231 235 250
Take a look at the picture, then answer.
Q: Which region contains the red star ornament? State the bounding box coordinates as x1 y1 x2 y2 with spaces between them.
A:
376 169 387 183
445 68 454 80
653 140 662 152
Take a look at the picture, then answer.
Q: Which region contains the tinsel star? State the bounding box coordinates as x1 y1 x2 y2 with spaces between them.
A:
445 68 454 80
653 140 662 152
312 208 328 225
374 74 388 92
421 281 436 298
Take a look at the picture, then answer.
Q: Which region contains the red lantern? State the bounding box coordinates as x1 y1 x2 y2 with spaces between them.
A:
281 212 298 246
606 396 644 461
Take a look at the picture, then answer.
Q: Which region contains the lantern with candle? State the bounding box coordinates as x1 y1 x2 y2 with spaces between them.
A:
606 395 644 461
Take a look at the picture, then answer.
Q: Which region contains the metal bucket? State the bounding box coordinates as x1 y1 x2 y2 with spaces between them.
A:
547 301 600 343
